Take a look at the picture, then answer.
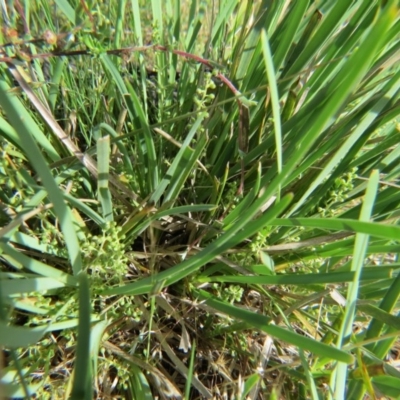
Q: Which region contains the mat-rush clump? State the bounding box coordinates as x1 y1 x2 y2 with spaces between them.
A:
1 1 400 399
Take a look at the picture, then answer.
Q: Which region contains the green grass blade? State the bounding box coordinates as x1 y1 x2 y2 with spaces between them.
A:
185 339 196 399
299 349 319 400
371 375 400 399
0 238 77 286
270 0 309 72
281 0 352 88
0 322 47 348
164 131 207 203
93 123 134 175
70 273 92 400
0 81 82 275
196 289 354 364
64 192 106 228
97 135 113 222
268 218 400 240
358 304 400 330
288 69 400 216
333 169 379 398
210 0 238 48
54 0 75 24
198 268 392 285
125 79 159 194
128 365 153 400
114 0 127 50
0 83 60 163
150 115 205 204
0 277 65 295
269 1 396 194
261 29 282 197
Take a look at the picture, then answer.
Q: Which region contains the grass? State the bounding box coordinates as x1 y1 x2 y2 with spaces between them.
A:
0 0 400 399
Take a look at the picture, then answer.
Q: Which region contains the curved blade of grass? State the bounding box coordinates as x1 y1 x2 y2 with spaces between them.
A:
365 277 400 358
308 243 400 260
64 192 106 228
130 0 144 46
351 126 400 172
0 322 47 349
333 169 379 398
34 317 101 333
371 376 400 399
102 194 293 296
185 339 196 400
261 29 282 198
288 69 400 216
125 79 159 194
234 1 268 83
304 1 378 101
70 273 92 400
0 242 77 286
268 1 396 193
93 123 134 175
89 320 108 394
0 117 29 154
280 0 353 90
270 0 309 72
151 0 164 41
195 289 354 364
264 0 288 37
299 348 319 400
268 218 400 240
150 115 205 204
242 374 261 400
164 131 207 203
210 0 238 47
130 0 149 115
100 53 158 196
0 277 65 296
48 55 68 112
0 80 82 275
222 164 261 229
358 304 400 331
0 86 60 163
184 0 201 52
7 299 49 315
54 0 75 24
128 365 153 400
114 0 126 50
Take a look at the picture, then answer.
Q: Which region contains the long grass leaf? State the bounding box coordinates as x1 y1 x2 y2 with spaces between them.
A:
268 218 400 240
70 273 92 400
198 267 392 285
333 169 379 398
0 322 47 348
196 289 354 364
261 29 282 197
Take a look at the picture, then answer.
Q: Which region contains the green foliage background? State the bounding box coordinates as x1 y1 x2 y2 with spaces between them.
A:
0 0 399 399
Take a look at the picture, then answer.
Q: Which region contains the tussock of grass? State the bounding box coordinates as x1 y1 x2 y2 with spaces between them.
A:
1 1 400 399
